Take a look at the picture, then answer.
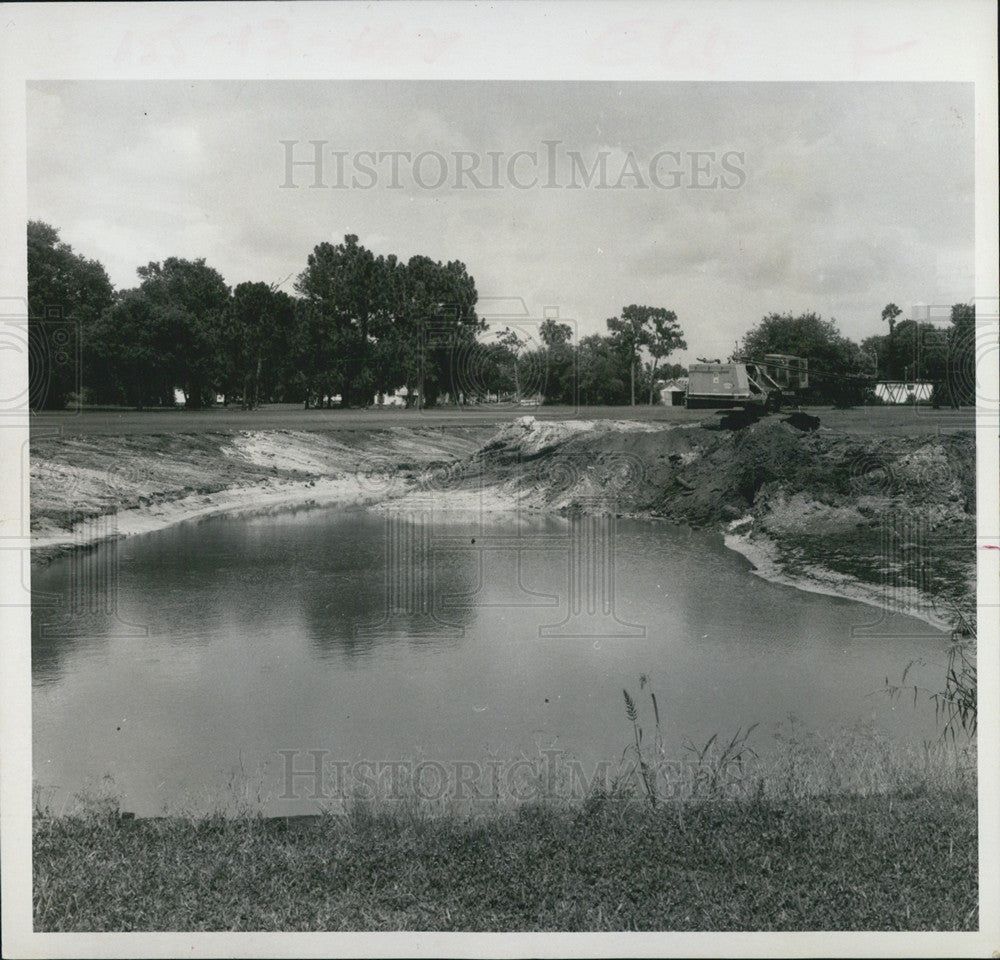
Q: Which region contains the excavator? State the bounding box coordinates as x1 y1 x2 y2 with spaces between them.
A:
685 354 808 414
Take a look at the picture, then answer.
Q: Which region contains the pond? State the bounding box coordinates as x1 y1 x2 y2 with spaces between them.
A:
32 504 948 815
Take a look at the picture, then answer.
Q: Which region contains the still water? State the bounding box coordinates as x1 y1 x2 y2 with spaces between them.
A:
32 506 947 815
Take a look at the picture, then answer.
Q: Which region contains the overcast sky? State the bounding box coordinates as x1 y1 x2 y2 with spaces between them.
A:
27 80 974 362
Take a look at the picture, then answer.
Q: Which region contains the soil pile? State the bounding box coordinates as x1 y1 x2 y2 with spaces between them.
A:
460 415 976 623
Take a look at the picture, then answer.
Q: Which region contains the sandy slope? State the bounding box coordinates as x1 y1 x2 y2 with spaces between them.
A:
29 425 493 561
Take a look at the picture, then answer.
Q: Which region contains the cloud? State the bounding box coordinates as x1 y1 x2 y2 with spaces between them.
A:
27 80 975 363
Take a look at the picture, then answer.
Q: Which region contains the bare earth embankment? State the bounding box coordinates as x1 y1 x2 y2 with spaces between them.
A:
30 424 494 561
458 414 976 630
30 407 976 628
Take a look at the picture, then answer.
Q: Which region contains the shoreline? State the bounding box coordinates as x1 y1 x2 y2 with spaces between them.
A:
30 474 397 565
30 473 539 565
32 467 953 634
723 525 954 633
29 416 975 634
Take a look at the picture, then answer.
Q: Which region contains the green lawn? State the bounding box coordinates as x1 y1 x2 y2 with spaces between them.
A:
34 789 976 932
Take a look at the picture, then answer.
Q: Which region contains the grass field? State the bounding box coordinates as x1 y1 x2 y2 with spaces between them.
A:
29 402 976 437
34 788 977 931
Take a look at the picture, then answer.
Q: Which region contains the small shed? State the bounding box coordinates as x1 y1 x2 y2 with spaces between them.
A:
659 377 689 406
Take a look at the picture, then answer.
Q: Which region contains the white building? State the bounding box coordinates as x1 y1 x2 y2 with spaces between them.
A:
874 381 934 404
377 387 415 407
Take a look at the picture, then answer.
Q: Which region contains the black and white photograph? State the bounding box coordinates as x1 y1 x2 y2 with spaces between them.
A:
1 2 997 957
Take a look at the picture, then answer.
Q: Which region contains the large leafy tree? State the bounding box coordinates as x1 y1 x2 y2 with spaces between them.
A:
295 234 389 407
399 254 481 407
607 305 684 405
294 239 480 408
87 289 178 408
27 221 115 408
605 307 646 407
643 309 687 404
223 282 298 408
733 312 864 402
366 253 411 402
133 258 231 408
577 333 631 406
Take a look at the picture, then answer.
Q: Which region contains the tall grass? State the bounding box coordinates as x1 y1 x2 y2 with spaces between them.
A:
621 676 975 806
33 773 978 931
884 605 977 742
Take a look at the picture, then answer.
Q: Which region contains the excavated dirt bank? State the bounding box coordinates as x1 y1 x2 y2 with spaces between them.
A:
30 416 976 628
455 416 976 629
29 426 494 561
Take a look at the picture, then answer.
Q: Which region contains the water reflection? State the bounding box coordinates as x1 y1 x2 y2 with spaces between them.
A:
32 506 949 816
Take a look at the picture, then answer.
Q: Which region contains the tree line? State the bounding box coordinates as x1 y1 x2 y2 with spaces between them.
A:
27 222 688 410
733 304 976 406
861 301 976 405
26 220 974 411
29 223 484 410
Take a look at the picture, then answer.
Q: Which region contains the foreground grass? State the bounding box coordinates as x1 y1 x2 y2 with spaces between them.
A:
34 787 976 932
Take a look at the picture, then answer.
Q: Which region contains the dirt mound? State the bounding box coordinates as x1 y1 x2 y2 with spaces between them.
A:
457 415 977 622
468 415 701 513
